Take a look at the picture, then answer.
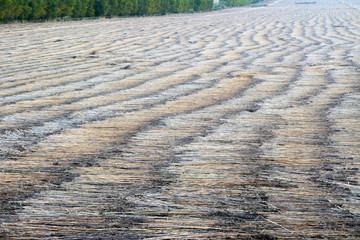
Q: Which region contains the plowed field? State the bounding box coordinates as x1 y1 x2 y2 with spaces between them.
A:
0 0 359 238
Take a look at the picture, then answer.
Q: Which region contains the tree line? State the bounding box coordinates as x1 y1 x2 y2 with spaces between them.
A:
215 0 262 8
0 0 263 22
0 0 213 22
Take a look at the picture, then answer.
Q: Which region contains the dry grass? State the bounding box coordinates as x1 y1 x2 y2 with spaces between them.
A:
0 0 359 238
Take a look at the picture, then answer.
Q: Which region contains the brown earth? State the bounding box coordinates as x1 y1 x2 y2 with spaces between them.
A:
0 0 359 238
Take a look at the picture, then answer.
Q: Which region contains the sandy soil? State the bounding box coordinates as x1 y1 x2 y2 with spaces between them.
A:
0 0 359 238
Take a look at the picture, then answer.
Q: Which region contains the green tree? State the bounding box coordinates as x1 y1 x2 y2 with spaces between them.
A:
108 0 119 16
137 0 145 15
72 0 88 17
0 0 12 21
58 0 76 17
18 0 33 20
45 0 58 19
86 0 95 16
94 0 108 16
0 0 215 22
29 0 47 19
160 0 169 14
194 0 212 11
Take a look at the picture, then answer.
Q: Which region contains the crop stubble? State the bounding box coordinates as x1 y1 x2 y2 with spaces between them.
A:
0 0 359 238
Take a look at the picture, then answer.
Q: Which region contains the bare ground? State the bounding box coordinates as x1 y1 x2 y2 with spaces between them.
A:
0 0 359 238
